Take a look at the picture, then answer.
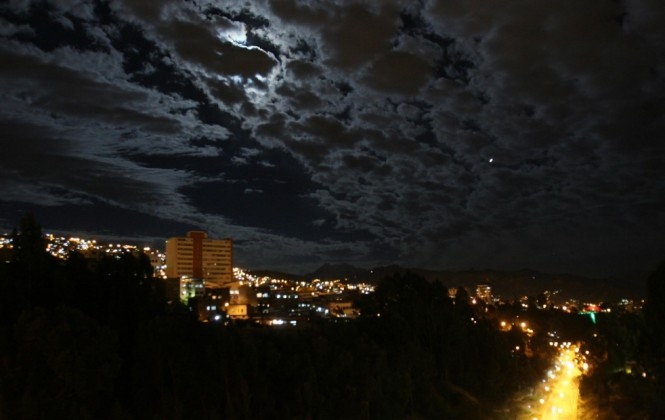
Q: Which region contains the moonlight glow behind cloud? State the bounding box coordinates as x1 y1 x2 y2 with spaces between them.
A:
1 0 663 277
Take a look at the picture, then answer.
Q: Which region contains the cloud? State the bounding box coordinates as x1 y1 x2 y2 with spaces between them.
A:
0 0 663 276
0 121 187 210
362 51 433 96
159 17 278 79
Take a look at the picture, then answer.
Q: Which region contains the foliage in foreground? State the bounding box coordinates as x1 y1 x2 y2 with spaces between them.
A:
577 260 665 419
5 213 653 419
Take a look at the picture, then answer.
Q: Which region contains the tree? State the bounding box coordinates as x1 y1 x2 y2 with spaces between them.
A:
644 261 665 361
643 260 665 415
6 306 120 419
5 212 57 310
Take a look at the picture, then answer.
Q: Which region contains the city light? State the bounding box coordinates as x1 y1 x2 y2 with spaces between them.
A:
524 344 584 419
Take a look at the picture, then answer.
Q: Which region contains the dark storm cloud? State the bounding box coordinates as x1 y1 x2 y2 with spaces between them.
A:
285 59 323 79
0 47 180 133
319 3 401 71
181 179 348 242
0 121 171 207
1 0 664 275
274 83 323 110
362 51 433 96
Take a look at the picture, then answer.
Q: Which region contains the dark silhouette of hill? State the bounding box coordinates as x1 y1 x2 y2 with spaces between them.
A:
297 264 644 303
307 263 370 282
247 269 307 282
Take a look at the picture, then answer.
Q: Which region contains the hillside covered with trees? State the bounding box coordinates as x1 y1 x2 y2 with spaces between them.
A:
1 214 663 418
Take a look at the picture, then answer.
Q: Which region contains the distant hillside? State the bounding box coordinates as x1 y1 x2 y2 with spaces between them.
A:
307 263 371 282
302 264 645 303
247 269 307 282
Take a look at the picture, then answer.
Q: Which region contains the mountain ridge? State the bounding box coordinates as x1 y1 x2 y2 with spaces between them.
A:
250 263 646 303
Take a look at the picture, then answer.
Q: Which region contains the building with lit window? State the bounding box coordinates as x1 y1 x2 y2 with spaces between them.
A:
179 276 206 303
165 231 233 287
475 284 492 304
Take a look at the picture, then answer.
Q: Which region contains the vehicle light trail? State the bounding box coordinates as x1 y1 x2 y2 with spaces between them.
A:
532 345 582 420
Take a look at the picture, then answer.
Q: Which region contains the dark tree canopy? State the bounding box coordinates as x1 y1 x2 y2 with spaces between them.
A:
3 214 661 418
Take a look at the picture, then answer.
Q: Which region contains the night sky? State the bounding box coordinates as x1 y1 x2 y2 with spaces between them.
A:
1 0 663 277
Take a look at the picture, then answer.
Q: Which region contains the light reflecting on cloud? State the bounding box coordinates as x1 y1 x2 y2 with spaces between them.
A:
0 0 663 275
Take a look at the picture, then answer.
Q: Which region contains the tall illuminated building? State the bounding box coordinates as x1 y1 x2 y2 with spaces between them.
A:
165 231 233 286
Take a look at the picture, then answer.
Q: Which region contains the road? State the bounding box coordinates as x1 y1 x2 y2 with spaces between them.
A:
520 344 583 420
